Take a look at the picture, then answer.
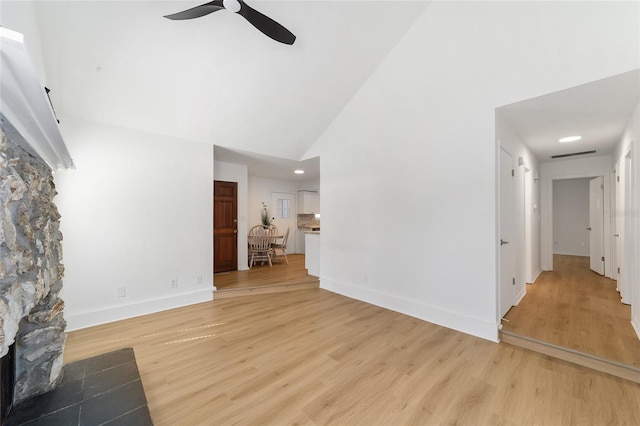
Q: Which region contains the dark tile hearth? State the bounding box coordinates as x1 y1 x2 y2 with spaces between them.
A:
5 348 152 426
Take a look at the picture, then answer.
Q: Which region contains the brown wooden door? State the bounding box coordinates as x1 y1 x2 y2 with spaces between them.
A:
214 181 238 273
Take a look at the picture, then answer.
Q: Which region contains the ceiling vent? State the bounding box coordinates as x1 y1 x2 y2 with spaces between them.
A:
551 150 597 159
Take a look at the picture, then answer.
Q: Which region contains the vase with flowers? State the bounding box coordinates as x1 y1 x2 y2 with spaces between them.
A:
260 202 275 227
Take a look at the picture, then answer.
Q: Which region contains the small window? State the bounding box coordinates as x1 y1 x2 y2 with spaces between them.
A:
277 199 290 218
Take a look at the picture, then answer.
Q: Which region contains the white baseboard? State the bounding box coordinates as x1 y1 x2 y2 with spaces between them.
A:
552 251 589 257
65 288 213 332
632 315 640 341
529 268 542 284
514 285 527 305
320 278 499 342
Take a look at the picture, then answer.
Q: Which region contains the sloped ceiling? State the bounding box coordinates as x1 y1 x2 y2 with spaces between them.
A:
31 0 429 161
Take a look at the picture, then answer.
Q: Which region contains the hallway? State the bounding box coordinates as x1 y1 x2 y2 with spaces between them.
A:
502 255 640 367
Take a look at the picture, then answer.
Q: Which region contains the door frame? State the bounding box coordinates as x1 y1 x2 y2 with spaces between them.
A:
498 145 516 321
270 191 298 254
541 172 612 275
588 176 605 274
213 180 238 274
621 149 634 304
612 166 619 282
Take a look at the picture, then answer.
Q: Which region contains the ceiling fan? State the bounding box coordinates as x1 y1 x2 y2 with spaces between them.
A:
164 0 296 45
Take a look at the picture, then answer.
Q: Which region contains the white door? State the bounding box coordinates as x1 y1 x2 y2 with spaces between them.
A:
615 162 624 287
589 176 605 275
500 148 515 318
621 153 633 304
271 192 297 253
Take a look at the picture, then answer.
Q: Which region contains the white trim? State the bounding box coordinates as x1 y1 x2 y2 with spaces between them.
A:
529 267 543 284
514 285 526 306
632 315 640 341
497 144 517 323
610 169 619 282
65 288 213 331
495 139 502 328
0 27 73 170
320 278 499 342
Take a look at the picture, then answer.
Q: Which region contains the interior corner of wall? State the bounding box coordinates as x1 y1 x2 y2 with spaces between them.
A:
514 285 527 306
300 139 322 161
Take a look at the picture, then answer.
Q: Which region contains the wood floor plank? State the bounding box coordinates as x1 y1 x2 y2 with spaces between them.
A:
214 254 318 290
65 288 640 425
502 254 640 367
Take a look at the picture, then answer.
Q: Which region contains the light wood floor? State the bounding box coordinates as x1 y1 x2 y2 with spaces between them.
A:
503 254 640 367
214 254 318 290
65 288 640 425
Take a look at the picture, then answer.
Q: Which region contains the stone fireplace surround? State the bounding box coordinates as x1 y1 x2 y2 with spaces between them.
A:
0 27 151 422
0 128 67 413
0 128 153 425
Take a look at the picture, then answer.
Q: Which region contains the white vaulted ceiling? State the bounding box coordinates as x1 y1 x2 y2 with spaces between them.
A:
27 1 429 161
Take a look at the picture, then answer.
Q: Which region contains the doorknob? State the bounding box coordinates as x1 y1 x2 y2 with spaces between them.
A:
586 227 592 231
500 239 509 246
614 234 621 237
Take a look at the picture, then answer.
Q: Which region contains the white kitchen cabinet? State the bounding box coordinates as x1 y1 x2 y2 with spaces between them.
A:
298 191 320 214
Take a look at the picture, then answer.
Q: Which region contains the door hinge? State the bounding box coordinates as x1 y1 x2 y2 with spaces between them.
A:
618 267 621 274
512 278 515 285
617 176 620 182
601 184 604 189
511 169 515 177
601 256 605 262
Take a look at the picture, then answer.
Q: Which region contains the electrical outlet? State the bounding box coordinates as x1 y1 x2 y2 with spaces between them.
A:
170 279 178 288
196 275 203 285
117 287 126 297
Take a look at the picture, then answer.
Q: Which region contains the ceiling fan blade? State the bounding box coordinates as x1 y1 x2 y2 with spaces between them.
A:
236 0 296 45
164 1 225 20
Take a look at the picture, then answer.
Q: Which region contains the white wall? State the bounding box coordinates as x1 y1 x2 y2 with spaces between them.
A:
496 114 541 305
298 178 320 192
308 1 638 341
552 178 591 256
214 161 249 271
613 102 639 164
526 162 542 284
56 116 214 330
612 101 640 338
1 1 49 85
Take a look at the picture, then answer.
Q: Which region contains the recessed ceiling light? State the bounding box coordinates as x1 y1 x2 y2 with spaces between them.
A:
294 170 305 174
558 135 582 143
